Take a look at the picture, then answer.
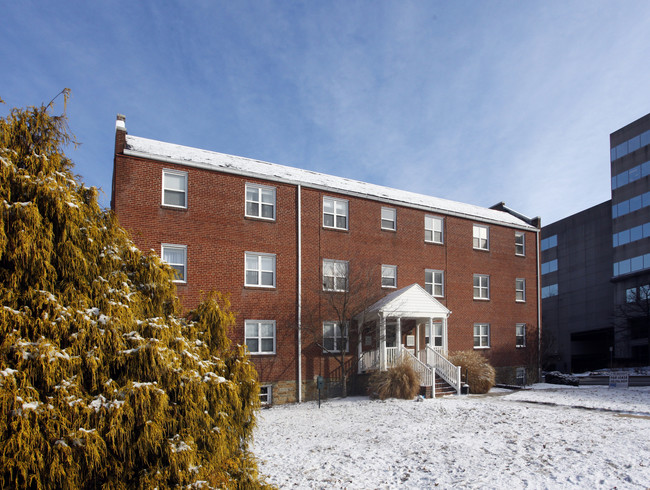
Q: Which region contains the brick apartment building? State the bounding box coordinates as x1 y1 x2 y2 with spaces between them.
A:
111 115 541 404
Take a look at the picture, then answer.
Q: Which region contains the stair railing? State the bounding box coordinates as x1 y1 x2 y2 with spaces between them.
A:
401 350 434 391
425 346 461 395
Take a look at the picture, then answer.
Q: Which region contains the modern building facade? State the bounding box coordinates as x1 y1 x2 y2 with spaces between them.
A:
610 113 650 365
542 112 650 372
112 115 541 403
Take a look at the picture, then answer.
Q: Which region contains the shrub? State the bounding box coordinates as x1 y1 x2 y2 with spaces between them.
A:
369 360 420 400
448 350 495 394
0 94 267 489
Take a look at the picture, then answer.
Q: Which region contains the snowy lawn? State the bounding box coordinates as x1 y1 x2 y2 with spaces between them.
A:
253 385 650 489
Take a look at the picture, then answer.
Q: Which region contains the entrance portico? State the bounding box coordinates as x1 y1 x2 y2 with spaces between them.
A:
356 284 461 396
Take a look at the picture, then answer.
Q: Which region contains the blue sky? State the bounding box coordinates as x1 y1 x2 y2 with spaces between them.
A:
3 1 650 225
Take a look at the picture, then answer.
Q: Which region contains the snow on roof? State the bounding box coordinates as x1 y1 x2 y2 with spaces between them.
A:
364 284 451 319
124 134 537 229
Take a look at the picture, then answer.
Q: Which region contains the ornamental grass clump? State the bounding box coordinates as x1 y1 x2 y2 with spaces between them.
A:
369 360 420 400
448 350 496 394
0 92 269 489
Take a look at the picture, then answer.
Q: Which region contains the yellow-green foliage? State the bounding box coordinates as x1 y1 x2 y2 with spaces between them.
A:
368 360 420 400
447 350 496 394
0 94 268 489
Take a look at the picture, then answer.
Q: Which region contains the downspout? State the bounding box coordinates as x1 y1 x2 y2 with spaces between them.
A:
297 184 302 403
536 227 542 382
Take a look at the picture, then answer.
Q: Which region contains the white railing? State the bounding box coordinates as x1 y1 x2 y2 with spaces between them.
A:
425 346 461 395
359 349 379 373
401 350 434 389
386 347 399 367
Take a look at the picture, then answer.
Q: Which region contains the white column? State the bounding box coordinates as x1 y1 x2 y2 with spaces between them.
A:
442 316 448 354
427 318 433 349
396 317 402 354
379 315 387 371
415 323 420 356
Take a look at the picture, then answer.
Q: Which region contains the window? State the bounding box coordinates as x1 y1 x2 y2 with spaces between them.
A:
323 260 348 291
541 235 557 251
245 252 276 287
541 259 558 275
162 169 187 208
323 197 348 230
515 278 526 302
323 321 348 352
425 321 443 347
425 270 444 297
161 244 187 283
627 287 638 303
259 385 272 405
425 216 444 244
516 367 527 386
381 207 396 231
245 320 276 354
473 323 490 348
382 265 397 288
245 183 276 219
516 324 526 347
541 284 558 298
515 232 525 256
473 224 489 250
473 274 489 300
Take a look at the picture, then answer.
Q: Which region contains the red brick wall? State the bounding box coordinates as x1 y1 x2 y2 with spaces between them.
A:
113 140 540 394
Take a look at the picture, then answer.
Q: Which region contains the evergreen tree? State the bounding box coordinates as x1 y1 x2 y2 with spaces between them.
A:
0 92 267 489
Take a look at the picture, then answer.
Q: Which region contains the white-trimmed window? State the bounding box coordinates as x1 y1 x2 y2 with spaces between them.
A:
425 321 444 347
425 215 444 244
323 321 348 353
162 169 187 208
245 252 276 287
474 323 490 349
516 278 526 302
381 207 396 231
245 320 276 354
323 259 348 291
259 385 272 405
473 274 490 300
516 324 526 347
515 232 525 256
382 265 397 288
245 183 276 220
473 224 489 250
425 269 444 297
323 197 348 230
161 244 187 283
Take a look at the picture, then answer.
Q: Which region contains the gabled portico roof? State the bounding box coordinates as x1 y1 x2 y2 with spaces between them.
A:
361 284 451 321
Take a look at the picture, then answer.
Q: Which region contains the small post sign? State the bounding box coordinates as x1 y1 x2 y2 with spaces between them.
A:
609 372 629 389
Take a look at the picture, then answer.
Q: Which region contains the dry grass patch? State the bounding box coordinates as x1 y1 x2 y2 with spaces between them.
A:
448 350 495 394
369 360 420 400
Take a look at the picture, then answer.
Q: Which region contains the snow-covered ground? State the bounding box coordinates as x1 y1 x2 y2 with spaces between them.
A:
253 385 650 488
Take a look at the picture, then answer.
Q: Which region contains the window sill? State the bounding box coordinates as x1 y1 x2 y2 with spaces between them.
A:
473 247 490 252
473 297 490 301
425 240 444 246
382 285 397 289
244 285 277 290
322 226 349 233
249 352 277 356
245 215 276 223
161 204 187 211
473 346 490 350
381 227 397 233
516 300 526 303
515 253 526 257
516 345 526 349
